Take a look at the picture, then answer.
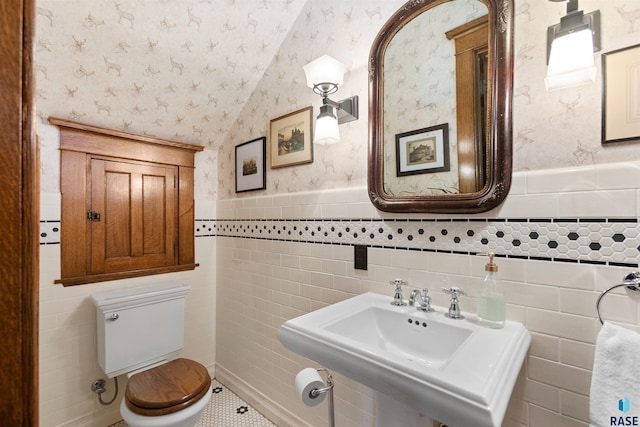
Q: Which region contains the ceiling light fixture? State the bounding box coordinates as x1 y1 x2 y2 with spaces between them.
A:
545 0 601 91
303 55 359 145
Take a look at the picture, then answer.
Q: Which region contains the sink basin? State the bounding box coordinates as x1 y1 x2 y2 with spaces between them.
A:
277 292 530 427
324 305 472 369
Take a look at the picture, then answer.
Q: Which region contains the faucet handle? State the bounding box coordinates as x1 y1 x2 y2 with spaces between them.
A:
390 279 408 288
442 287 465 319
442 287 465 298
389 279 407 306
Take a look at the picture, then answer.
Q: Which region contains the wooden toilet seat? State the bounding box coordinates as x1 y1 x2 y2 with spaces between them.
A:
125 358 211 416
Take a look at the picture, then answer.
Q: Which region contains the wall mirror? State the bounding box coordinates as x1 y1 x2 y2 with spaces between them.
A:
368 0 513 213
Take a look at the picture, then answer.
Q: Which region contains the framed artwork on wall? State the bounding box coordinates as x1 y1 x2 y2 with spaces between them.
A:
602 43 640 144
269 106 313 168
235 137 266 193
395 123 450 177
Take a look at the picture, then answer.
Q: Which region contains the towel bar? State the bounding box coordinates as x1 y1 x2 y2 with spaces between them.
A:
596 271 640 325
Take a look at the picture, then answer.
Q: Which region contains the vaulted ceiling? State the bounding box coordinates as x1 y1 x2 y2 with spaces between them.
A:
35 0 308 149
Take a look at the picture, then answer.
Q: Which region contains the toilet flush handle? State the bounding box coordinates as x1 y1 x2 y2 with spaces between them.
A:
106 313 119 321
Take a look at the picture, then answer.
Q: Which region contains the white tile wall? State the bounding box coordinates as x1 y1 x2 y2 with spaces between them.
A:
214 161 640 427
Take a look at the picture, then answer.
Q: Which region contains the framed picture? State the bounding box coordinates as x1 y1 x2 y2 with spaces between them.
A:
395 123 450 176
602 43 640 144
235 137 266 193
269 106 313 168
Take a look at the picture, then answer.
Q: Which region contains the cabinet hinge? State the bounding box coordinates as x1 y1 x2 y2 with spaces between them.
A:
87 211 101 222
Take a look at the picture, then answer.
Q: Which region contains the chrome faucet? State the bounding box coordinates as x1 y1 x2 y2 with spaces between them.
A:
389 279 407 306
442 287 466 319
409 288 433 312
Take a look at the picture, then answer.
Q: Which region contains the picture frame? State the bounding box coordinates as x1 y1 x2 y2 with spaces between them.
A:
235 137 266 193
269 106 313 168
395 123 450 177
602 43 640 145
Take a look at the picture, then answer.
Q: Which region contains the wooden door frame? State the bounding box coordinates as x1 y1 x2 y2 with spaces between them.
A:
0 0 39 425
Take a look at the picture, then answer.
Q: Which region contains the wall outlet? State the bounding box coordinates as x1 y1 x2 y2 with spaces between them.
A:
354 245 367 270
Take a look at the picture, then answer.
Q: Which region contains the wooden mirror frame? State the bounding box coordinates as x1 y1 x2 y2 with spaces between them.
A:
368 0 513 214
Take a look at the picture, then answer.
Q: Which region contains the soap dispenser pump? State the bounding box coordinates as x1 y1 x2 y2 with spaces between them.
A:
477 252 506 329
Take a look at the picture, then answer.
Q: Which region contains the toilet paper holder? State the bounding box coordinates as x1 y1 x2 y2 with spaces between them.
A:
309 368 335 427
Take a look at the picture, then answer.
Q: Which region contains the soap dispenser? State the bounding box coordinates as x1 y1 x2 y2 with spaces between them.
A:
477 252 506 329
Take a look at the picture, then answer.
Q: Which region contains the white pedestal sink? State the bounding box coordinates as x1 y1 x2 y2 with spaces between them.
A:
277 292 530 427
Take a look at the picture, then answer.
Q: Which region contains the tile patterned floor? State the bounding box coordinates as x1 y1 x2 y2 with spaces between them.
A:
109 379 277 427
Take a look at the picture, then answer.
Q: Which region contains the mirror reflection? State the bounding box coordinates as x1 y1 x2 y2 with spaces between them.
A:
382 0 489 197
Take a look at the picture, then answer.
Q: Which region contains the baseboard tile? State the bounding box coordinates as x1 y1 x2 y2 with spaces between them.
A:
215 364 310 427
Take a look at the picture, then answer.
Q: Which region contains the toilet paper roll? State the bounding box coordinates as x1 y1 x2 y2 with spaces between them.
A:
295 368 326 407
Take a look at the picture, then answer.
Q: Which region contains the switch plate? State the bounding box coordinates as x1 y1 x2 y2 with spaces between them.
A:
354 245 367 270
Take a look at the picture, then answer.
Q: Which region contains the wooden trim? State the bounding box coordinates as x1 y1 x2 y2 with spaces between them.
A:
60 151 90 278
178 166 196 265
0 0 39 424
49 117 204 153
445 15 488 41
55 264 199 286
449 18 489 193
58 128 199 168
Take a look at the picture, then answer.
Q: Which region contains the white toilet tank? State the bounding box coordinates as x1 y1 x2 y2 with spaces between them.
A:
92 283 190 378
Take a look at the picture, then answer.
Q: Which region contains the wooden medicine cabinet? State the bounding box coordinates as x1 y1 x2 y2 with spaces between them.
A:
50 118 204 286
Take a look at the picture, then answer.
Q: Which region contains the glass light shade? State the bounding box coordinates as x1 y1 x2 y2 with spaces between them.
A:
545 28 596 91
314 114 340 145
303 55 345 89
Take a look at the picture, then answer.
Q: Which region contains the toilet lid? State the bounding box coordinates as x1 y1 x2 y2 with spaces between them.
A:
125 358 211 416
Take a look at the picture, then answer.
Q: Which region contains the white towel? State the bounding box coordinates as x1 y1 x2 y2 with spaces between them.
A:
590 322 640 427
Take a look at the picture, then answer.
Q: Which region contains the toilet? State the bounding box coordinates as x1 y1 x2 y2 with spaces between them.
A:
92 283 212 427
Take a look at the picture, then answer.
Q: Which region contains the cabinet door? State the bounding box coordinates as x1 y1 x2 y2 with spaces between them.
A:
90 159 177 274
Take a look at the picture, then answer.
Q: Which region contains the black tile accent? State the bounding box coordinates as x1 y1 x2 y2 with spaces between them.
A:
610 262 639 267
580 260 607 265
613 234 626 243
609 218 638 223
554 258 579 263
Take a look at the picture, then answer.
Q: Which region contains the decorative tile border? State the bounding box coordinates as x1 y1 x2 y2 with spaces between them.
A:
40 220 60 245
198 218 640 267
40 217 640 267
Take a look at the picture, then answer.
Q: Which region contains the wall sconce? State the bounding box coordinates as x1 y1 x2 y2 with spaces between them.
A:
545 0 601 91
303 55 359 145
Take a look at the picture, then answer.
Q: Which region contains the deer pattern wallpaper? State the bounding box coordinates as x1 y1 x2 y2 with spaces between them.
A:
35 1 640 202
